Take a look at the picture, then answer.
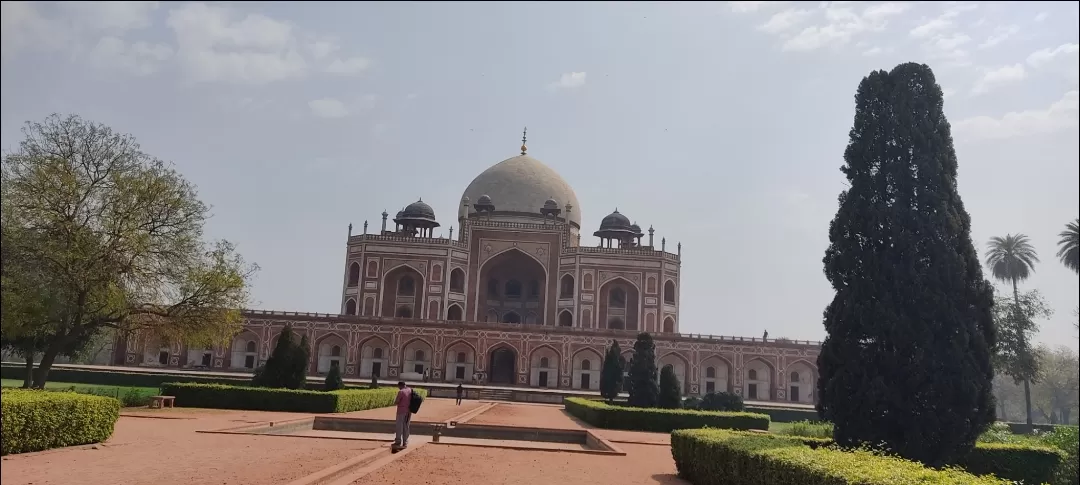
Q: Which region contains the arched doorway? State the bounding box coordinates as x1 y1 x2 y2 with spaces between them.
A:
488 347 516 385
478 249 547 324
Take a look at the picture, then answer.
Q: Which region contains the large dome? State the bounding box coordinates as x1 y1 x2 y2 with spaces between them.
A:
461 155 581 226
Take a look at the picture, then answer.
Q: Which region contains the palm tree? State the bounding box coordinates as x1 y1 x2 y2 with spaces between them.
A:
985 233 1039 427
1057 218 1079 275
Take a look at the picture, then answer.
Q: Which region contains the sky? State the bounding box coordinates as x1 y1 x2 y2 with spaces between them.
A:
2 1 1078 350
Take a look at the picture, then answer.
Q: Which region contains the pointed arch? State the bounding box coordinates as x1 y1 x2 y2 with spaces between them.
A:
785 359 817 404
485 308 500 322
401 337 434 378
529 344 561 388
502 311 522 324
344 298 357 315
229 330 260 370
443 339 477 382
558 310 573 327
485 342 518 385
380 263 426 318
663 316 675 333
743 357 775 401
560 273 575 298
314 332 348 374
446 303 464 321
659 351 690 395
599 276 640 331
572 347 603 390
698 354 733 395
358 335 390 379
664 279 676 304
449 267 466 293
348 262 361 287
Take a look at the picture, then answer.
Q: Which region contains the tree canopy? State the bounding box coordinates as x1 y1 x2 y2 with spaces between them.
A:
600 340 624 403
627 332 659 408
816 63 996 466
1058 218 1079 275
0 114 257 387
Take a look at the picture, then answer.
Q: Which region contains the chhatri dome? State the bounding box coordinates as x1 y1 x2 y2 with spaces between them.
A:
459 129 582 227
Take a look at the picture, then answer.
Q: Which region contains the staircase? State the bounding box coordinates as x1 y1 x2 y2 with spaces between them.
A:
478 388 515 402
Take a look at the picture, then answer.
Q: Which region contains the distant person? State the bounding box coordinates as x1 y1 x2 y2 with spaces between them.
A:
392 381 412 451
456 383 464 405
762 330 769 340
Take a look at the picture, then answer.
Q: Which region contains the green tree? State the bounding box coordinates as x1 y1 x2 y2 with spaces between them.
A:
291 334 311 389
600 340 624 403
816 63 996 466
1031 346 1079 425
990 287 1049 428
252 324 304 386
658 365 682 409
986 234 1040 427
627 332 659 408
1058 218 1080 275
325 363 344 391
0 114 257 388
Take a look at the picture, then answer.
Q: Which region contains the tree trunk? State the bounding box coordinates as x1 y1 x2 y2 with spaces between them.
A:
21 345 35 388
1023 377 1033 427
32 344 62 389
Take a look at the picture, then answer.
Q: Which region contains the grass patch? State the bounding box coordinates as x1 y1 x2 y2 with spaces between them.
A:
1 379 158 407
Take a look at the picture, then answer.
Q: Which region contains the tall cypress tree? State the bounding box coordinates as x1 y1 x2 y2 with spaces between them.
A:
627 332 659 408
254 324 295 388
658 365 682 409
600 340 624 403
816 63 996 466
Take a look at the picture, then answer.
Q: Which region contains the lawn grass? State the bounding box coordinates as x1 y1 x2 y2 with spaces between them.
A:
1 379 159 404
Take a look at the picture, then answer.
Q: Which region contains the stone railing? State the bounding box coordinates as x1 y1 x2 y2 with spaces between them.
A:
348 234 467 249
241 310 821 347
565 246 680 261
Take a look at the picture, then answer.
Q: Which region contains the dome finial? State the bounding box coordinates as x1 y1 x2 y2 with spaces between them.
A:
520 126 527 155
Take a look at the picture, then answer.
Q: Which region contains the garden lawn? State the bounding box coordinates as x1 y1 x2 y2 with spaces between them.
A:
1 379 158 399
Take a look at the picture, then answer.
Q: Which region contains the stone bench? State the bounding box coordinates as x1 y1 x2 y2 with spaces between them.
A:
149 395 175 409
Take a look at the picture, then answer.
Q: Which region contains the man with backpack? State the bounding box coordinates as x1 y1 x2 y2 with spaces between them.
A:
392 381 422 452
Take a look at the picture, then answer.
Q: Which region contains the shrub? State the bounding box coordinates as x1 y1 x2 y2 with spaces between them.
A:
957 442 1065 485
564 397 768 432
682 396 701 410
699 392 744 412
1041 426 1078 485
1 389 121 455
783 420 834 439
671 428 1012 485
324 365 344 391
253 325 307 389
627 333 659 408
160 382 426 413
658 366 682 409
745 404 818 423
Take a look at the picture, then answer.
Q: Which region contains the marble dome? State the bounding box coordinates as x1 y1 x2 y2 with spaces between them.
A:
460 154 581 226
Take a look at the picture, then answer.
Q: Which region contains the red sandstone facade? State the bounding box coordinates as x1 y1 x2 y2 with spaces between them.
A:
112 146 821 403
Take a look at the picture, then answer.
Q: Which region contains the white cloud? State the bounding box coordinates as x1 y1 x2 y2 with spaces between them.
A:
309 39 338 60
1034 11 1049 22
166 2 307 84
758 9 812 34
548 72 587 90
942 87 957 98
971 64 1027 95
910 4 976 39
862 46 883 56
1028 43 1080 86
2 1 160 60
780 3 907 52
86 36 172 76
729 2 789 13
308 98 350 118
979 25 1019 49
326 56 371 75
934 33 971 51
953 91 1079 140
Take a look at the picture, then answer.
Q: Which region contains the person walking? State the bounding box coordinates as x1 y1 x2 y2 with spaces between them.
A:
392 381 412 452
456 383 464 405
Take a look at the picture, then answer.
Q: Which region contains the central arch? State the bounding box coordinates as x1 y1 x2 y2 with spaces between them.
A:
381 264 425 318
476 248 548 324
488 345 517 385
599 277 640 330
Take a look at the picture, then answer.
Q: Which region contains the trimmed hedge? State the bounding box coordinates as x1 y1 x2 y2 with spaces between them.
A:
160 382 427 413
1 363 253 388
671 428 1012 485
564 397 769 432
1 389 121 455
744 405 819 423
959 442 1065 485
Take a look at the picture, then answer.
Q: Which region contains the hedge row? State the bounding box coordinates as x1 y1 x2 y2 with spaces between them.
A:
770 434 1065 484
1 389 121 455
160 383 427 413
671 428 1013 485
1 363 253 388
564 397 769 432
744 405 819 423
